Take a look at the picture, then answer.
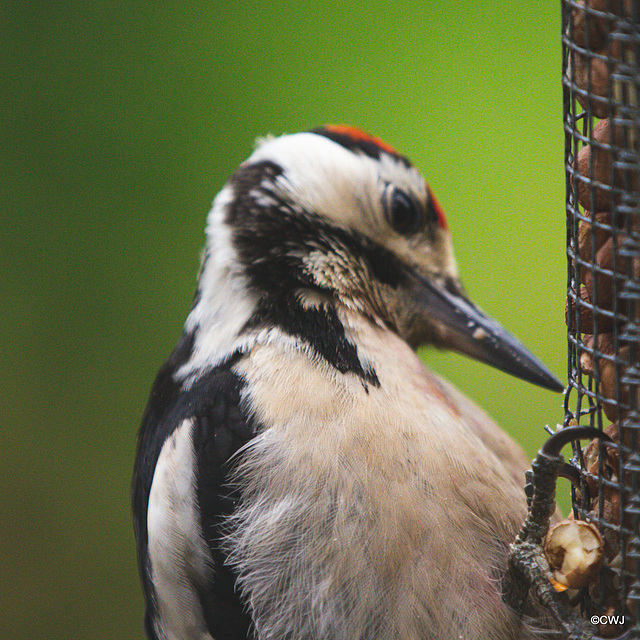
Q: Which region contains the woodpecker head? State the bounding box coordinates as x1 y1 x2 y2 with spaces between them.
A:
188 125 561 391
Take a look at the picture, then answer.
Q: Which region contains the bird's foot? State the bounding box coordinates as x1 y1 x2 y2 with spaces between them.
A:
503 426 631 640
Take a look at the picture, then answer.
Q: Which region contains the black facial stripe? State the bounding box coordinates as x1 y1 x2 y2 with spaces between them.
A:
243 294 379 388
310 126 412 168
235 209 405 292
226 161 406 293
359 241 405 287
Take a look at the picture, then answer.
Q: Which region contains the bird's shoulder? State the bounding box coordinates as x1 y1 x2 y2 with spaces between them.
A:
132 329 251 541
133 330 257 640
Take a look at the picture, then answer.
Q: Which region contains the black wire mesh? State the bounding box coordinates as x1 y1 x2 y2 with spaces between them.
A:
563 0 640 635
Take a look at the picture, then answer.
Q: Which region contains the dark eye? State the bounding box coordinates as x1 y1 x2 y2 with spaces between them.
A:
385 189 423 235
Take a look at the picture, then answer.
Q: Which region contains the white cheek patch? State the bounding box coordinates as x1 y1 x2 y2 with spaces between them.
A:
147 418 214 640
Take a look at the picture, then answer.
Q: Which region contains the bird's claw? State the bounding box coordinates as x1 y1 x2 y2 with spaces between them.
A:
504 425 624 639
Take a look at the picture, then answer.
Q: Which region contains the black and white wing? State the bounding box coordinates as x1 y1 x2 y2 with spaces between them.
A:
132 336 256 640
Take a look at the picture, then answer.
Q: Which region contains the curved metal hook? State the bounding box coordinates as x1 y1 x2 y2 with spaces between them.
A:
542 425 612 456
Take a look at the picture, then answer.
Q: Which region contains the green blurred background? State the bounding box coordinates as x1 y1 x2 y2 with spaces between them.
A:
2 2 567 638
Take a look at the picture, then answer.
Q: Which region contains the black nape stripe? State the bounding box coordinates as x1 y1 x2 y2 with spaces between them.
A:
243 294 380 389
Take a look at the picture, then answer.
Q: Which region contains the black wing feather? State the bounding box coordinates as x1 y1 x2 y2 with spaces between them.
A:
192 371 256 640
132 336 257 640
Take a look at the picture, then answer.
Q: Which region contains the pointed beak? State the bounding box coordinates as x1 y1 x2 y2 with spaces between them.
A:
410 273 563 392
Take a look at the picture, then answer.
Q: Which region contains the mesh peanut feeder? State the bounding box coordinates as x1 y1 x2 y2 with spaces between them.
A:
564 0 640 634
505 3 640 638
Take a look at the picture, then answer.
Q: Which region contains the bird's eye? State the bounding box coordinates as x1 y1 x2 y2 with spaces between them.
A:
385 189 423 235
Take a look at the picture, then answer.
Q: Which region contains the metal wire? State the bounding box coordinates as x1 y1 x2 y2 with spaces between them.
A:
563 0 640 635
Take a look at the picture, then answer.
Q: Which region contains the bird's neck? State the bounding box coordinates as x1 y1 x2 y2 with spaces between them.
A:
176 261 385 388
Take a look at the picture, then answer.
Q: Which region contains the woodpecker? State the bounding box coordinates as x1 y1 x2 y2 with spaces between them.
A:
132 125 563 640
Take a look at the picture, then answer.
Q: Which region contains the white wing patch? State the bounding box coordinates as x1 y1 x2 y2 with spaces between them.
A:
147 418 214 640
